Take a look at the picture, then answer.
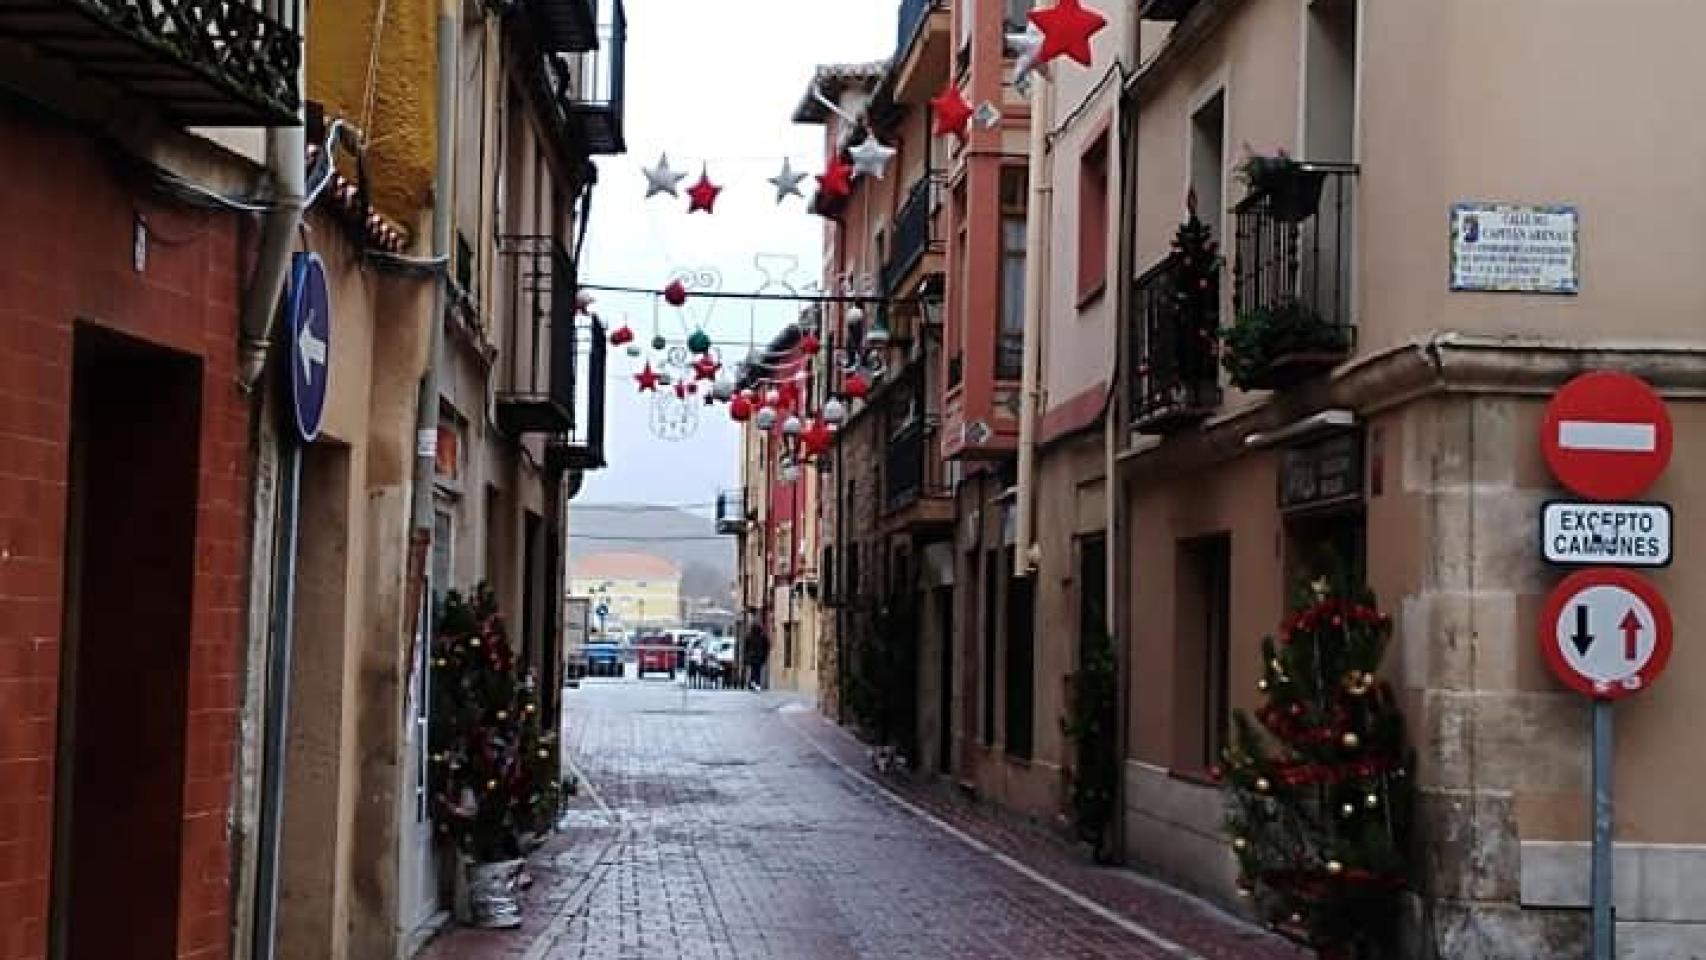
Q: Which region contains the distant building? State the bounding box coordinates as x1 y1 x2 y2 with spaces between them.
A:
570 552 684 632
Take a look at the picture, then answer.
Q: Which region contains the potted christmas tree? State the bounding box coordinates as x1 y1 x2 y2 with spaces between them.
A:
428 584 561 928
1216 579 1411 959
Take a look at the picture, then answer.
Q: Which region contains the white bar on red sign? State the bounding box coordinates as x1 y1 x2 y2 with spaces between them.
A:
1558 420 1657 453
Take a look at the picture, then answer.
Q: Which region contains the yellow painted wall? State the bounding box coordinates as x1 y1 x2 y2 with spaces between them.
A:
570 577 685 632
307 0 438 224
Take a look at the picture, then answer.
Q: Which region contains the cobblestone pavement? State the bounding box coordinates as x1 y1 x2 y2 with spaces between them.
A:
420 679 1309 960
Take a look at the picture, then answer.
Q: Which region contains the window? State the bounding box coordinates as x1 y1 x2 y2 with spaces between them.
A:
1003 550 1035 759
1003 0 1031 34
784 623 795 668
1304 0 1358 162
1175 535 1231 771
950 183 968 387
997 167 1027 380
1077 133 1109 305
1190 91 1226 241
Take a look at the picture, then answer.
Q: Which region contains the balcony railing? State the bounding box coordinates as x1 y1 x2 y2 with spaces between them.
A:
0 0 302 125
1226 162 1357 391
544 0 626 155
884 419 951 515
882 177 935 295
523 0 598 52
1130 255 1221 434
715 491 746 535
497 235 579 436
546 313 607 471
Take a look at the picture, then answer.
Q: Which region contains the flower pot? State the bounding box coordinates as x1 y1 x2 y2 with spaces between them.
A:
1255 169 1327 224
454 856 524 929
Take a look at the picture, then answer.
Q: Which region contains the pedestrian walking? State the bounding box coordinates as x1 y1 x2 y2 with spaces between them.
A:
744 622 770 691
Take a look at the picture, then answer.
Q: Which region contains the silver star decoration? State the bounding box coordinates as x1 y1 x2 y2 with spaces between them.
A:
767 157 809 203
1011 25 1051 89
974 102 1004 130
642 153 688 198
847 133 898 180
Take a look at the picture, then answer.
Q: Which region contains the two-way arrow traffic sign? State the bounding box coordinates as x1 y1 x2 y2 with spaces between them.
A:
1541 568 1672 700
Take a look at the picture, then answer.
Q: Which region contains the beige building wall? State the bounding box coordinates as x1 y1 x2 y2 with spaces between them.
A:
1118 0 1706 955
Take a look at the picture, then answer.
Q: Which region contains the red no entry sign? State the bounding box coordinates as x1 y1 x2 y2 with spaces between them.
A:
1540 568 1672 699
1541 372 1672 500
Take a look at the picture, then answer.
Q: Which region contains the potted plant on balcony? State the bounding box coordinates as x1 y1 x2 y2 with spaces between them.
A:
1220 298 1350 391
1237 150 1327 224
429 584 562 928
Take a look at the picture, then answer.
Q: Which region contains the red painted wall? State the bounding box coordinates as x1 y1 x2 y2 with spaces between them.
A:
0 104 252 960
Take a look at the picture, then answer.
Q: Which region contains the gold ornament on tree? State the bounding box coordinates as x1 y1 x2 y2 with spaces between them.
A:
1341 731 1360 749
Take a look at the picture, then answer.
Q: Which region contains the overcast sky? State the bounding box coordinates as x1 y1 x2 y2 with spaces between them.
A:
575 0 892 515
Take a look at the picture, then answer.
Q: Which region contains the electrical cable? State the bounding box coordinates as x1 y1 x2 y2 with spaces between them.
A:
581 282 936 305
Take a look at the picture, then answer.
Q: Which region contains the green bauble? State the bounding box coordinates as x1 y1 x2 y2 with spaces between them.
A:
688 329 712 354
651 334 667 351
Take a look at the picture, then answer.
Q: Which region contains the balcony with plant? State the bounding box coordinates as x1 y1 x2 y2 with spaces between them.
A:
1130 204 1223 433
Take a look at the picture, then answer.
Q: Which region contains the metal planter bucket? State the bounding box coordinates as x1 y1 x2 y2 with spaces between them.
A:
455 857 524 929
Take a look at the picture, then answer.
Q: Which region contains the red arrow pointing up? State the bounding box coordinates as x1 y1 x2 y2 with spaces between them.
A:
1620 609 1643 661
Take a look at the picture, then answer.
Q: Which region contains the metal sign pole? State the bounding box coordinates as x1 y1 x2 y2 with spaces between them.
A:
1590 700 1613 960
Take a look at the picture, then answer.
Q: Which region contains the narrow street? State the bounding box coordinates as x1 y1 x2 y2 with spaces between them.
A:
421 680 1307 960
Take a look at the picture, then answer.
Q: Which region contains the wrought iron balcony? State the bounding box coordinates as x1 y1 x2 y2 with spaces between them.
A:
882 176 935 295
523 0 597 53
0 0 302 125
882 366 951 522
1226 162 1357 391
497 235 580 436
1130 254 1221 434
1138 0 1200 21
545 314 607 472
715 491 746 535
543 0 626 155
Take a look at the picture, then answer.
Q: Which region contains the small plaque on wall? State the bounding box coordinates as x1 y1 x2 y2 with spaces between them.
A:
1450 202 1579 294
1278 430 1364 513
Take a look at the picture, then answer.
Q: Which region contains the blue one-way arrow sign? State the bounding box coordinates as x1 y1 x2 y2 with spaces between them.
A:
287 252 331 443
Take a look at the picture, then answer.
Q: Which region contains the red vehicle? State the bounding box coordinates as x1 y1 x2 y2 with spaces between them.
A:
635 633 678 678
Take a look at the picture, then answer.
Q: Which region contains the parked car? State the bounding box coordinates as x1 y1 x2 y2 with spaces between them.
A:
584 637 622 678
708 637 737 686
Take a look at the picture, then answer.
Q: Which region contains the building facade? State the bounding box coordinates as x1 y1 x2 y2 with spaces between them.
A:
569 552 683 633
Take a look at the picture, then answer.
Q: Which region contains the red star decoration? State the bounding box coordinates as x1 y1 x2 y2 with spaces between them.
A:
686 169 722 214
931 84 975 139
817 157 853 203
1029 0 1108 67
799 419 833 459
634 362 660 392
692 355 721 381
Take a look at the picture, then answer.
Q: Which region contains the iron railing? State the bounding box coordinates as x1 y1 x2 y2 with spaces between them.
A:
1129 255 1221 432
1228 162 1357 389
496 235 578 435
547 313 606 470
545 0 625 155
0 0 302 125
883 176 935 295
882 367 947 513
523 0 598 52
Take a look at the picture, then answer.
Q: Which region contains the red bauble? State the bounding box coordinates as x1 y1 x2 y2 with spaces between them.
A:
675 382 688 399
664 280 688 306
799 419 833 459
817 157 854 203
799 332 821 356
634 362 660 392
1029 0 1108 67
844 372 870 399
930 84 975 139
609 324 635 346
686 169 722 213
729 396 753 422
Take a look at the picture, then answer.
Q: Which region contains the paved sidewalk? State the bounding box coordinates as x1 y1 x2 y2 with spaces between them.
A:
418 679 1309 960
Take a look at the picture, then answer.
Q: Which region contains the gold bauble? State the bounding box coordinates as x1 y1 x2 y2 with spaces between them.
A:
1326 860 1344 876
1341 732 1360 749
1340 802 1355 817
496 710 508 721
470 637 482 648
1233 836 1248 851
524 703 536 713
486 778 498 790
1255 777 1271 793
1257 678 1270 692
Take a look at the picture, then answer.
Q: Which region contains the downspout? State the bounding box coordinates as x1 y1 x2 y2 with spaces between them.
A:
1108 19 1143 862
1013 75 1053 577
239 2 308 391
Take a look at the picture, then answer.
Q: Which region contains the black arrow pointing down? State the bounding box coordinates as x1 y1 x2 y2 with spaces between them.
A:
1571 604 1594 657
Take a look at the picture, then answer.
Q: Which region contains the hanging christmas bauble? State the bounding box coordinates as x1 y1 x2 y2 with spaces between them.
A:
686 381 699 395
650 333 667 351
800 419 832 458
712 376 735 402
1256 678 1269 692
1232 836 1248 851
664 280 688 306
781 414 803 437
799 332 821 356
1254 777 1271 793
1340 802 1356 817
1327 860 1344 876
844 372 870 399
688 329 712 354
865 322 891 350
822 397 847 425
1365 793 1380 809
729 396 753 422
755 406 778 430
764 387 782 407
626 342 642 358
609 324 635 346
1341 731 1361 750
1288 912 1303 926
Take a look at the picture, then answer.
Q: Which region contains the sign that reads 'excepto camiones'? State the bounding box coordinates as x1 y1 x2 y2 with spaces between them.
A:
1542 502 1672 567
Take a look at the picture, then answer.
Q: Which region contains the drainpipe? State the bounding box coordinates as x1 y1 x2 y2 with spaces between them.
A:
238 1 308 392
1013 75 1053 578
